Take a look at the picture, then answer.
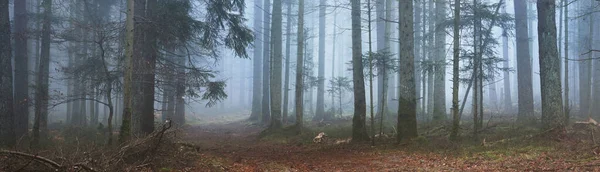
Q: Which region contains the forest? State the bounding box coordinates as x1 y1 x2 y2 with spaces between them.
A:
1 0 600 171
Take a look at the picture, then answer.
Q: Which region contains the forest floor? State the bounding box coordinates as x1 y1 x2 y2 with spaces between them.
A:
175 113 600 171
3 113 600 171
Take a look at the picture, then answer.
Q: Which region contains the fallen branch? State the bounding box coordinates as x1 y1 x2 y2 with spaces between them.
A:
0 150 61 169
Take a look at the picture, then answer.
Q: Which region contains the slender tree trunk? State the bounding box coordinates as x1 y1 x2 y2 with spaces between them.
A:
33 0 52 146
295 0 305 133
140 0 157 135
351 0 369 142
514 0 535 123
120 0 135 143
250 0 263 121
563 0 569 121
397 0 417 142
14 0 29 140
262 0 272 125
376 0 386 119
433 0 446 122
174 49 186 126
413 0 421 118
314 0 326 121
449 0 460 140
474 5 479 134
501 5 512 112
537 0 564 130
269 0 283 129
0 0 15 146
367 0 376 146
426 0 434 121
283 0 292 124
578 0 591 117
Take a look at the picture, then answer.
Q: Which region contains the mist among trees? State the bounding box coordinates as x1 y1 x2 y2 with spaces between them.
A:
0 0 599 171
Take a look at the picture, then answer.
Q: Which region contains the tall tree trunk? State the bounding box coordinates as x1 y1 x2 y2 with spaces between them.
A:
295 0 305 133
0 0 15 146
413 0 421 118
514 0 535 123
433 0 446 122
397 0 417 142
376 0 386 119
33 0 52 146
283 0 292 124
269 0 283 129
14 0 29 140
174 49 186 126
563 0 569 121
315 0 326 121
351 0 369 142
449 0 460 140
472 0 480 135
250 0 263 121
139 0 157 135
426 0 434 121
120 0 135 143
578 0 591 117
537 0 564 130
367 0 376 146
262 0 272 125
591 2 600 118
501 5 512 112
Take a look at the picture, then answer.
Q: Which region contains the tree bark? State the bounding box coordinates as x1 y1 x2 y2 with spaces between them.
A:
351 0 369 142
537 0 564 130
514 0 535 123
0 0 15 146
563 0 569 121
33 0 52 146
283 0 292 124
397 0 417 142
501 5 512 112
269 0 283 129
449 0 460 140
262 0 272 125
14 0 29 140
250 0 263 121
120 0 135 143
315 0 326 121
433 0 446 122
295 0 305 133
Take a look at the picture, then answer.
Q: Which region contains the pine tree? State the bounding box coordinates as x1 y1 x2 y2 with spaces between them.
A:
0 0 15 146
397 0 417 142
537 0 564 130
351 0 369 142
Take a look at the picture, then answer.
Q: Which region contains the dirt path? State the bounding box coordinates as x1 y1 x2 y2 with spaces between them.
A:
179 120 600 171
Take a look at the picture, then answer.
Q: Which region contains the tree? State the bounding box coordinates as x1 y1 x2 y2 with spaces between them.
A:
501 4 511 112
262 0 272 125
562 0 569 121
14 0 29 140
449 0 460 140
433 0 446 122
295 0 305 133
0 0 15 146
269 0 283 129
351 0 369 142
250 0 263 121
514 0 534 123
33 0 52 146
120 0 136 143
139 0 157 135
397 0 417 142
537 0 564 130
282 0 292 124
315 0 326 121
